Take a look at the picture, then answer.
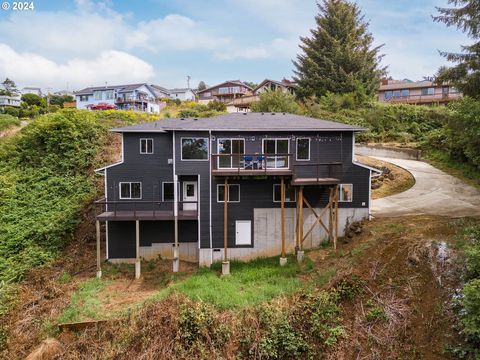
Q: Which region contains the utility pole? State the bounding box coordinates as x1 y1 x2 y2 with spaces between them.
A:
187 75 191 89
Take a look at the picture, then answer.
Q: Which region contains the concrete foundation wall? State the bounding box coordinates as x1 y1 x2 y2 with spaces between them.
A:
199 207 369 266
140 242 198 262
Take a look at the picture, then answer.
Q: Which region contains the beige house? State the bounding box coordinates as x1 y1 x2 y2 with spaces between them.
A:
377 80 462 105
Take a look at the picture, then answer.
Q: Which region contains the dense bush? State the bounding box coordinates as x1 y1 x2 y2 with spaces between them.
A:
251 90 301 114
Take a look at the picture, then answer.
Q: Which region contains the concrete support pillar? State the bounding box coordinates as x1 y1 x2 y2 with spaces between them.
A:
280 177 286 266
96 220 102 278
173 245 179 273
135 220 141 279
222 178 230 276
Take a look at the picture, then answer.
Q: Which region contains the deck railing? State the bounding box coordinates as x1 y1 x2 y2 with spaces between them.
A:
292 162 343 182
211 153 292 174
94 198 198 218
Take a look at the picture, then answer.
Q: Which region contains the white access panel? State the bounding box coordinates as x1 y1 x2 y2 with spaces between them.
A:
235 220 252 245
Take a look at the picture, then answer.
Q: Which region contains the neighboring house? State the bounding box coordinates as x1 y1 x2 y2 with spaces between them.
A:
254 78 297 95
197 80 253 104
226 79 296 113
150 85 196 102
54 90 75 97
75 83 161 114
0 95 21 107
94 112 378 278
377 80 462 105
21 87 43 97
150 85 170 99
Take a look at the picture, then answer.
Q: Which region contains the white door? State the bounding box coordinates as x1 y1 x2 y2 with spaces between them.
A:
235 220 251 245
182 181 197 211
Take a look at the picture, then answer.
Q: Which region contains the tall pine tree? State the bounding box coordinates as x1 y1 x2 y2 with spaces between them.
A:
433 0 480 98
293 0 385 99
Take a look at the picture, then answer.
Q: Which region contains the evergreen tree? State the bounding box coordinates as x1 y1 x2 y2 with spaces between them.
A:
293 0 385 99
433 0 480 98
197 81 207 91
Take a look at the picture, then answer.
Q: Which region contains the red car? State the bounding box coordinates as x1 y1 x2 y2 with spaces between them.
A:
88 103 117 110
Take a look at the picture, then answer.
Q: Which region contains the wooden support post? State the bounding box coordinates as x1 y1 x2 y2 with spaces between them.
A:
96 220 102 278
222 178 230 275
280 177 287 266
297 186 304 262
294 187 299 253
135 220 141 279
334 186 339 251
328 188 333 243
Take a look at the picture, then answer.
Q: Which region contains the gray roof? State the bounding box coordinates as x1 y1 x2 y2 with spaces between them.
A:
197 80 253 94
111 112 366 133
75 83 152 95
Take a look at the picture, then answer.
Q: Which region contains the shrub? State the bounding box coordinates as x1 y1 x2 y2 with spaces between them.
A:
207 100 227 112
0 114 20 131
251 90 301 114
462 279 480 345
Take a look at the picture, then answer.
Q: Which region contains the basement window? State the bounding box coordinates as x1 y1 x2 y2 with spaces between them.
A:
162 182 180 202
119 182 142 199
140 138 154 154
273 184 296 203
217 184 240 203
339 184 353 202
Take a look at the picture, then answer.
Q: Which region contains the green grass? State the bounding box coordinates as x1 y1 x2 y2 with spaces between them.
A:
57 278 106 323
171 256 304 309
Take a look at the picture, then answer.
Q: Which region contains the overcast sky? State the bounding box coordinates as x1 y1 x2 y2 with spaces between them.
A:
0 0 468 91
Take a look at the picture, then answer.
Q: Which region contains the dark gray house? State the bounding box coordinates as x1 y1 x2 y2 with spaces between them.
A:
95 113 376 277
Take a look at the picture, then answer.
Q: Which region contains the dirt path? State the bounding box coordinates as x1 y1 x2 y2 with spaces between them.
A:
371 157 480 218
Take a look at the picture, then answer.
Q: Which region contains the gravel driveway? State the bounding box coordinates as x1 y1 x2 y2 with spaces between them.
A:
371 157 480 218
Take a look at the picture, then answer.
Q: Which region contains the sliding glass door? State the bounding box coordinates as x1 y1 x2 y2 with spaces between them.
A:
263 139 289 169
218 138 245 168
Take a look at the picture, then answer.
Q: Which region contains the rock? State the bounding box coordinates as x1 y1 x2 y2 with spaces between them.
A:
371 182 382 190
388 173 395 180
354 227 362 234
381 166 391 174
378 175 385 181
26 338 62 360
347 231 354 238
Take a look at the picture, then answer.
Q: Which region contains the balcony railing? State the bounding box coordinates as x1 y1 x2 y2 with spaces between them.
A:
94 198 198 221
292 162 343 185
383 92 462 103
115 97 155 104
211 153 292 175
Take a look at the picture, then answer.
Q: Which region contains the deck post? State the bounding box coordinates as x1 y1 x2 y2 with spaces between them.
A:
96 220 102 278
135 220 141 279
328 188 333 243
222 178 230 276
280 177 287 266
297 186 304 263
173 174 179 272
294 187 299 254
334 185 339 251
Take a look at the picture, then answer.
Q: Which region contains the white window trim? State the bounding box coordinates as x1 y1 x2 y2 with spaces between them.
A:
180 137 209 161
139 138 154 154
339 183 353 203
261 138 290 169
296 137 310 161
216 184 240 203
119 182 142 200
161 181 180 202
217 138 245 169
272 184 296 203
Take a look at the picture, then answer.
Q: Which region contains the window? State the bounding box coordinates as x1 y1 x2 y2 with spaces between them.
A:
401 89 409 97
217 184 240 203
140 138 153 154
105 90 114 100
442 86 449 95
263 138 289 168
181 138 209 160
339 184 353 202
218 87 229 94
384 91 393 100
119 182 142 199
273 184 296 203
421 87 435 96
94 91 103 100
203 91 212 97
217 138 245 168
79 95 89 102
296 138 310 161
162 182 180 201
230 86 240 93
392 90 401 98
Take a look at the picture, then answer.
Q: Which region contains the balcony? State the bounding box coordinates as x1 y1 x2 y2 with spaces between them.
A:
115 96 154 104
94 198 198 221
291 162 342 186
383 92 462 104
211 153 292 176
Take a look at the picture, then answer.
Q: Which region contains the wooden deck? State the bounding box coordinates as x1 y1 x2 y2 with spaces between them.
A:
96 210 197 221
291 177 340 186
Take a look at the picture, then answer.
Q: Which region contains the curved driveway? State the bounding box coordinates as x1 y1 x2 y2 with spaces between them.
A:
371 157 480 218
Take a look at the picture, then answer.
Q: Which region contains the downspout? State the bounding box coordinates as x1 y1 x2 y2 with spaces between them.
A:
173 130 179 272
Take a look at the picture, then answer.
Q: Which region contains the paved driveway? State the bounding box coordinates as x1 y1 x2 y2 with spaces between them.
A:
371 157 480 218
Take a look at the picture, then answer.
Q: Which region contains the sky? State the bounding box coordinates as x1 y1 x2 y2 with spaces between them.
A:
0 0 469 91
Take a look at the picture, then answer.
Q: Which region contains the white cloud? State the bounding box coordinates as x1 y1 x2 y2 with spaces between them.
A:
0 44 155 89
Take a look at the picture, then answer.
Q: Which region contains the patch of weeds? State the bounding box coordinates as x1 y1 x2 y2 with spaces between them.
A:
333 276 364 301
58 271 71 284
365 300 388 323
350 242 371 258
376 222 407 234
57 277 106 323
315 268 337 286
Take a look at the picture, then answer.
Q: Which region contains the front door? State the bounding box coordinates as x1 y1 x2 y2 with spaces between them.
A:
182 181 197 211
